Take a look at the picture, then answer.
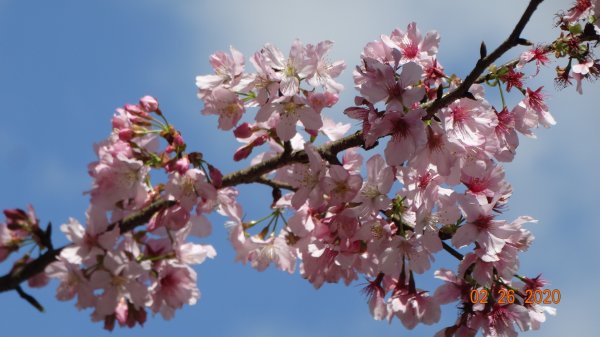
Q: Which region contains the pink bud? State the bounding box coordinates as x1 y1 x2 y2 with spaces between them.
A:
27 271 50 288
233 123 253 138
118 129 135 142
233 146 252 161
165 145 175 153
305 128 318 138
251 134 268 146
173 133 185 147
174 157 190 174
124 104 146 116
139 95 159 112
208 164 223 188
3 208 28 222
115 299 128 326
323 92 339 107
112 109 128 129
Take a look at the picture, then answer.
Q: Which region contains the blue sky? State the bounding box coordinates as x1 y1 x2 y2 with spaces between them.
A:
0 0 598 336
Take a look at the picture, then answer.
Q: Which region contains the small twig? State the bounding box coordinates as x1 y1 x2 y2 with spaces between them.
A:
107 199 177 233
254 176 297 191
221 132 364 188
16 286 45 312
442 241 464 261
424 0 545 119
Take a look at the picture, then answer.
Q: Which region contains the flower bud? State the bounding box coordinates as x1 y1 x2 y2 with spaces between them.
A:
139 95 159 112
173 133 185 147
208 164 223 188
174 157 190 174
233 146 252 161
233 123 253 139
251 134 268 147
118 128 135 142
124 104 147 117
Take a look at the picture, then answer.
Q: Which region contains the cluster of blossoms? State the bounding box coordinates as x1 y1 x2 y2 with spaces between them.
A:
0 207 51 288
553 0 600 92
198 21 566 336
2 1 599 336
196 39 346 160
44 97 230 330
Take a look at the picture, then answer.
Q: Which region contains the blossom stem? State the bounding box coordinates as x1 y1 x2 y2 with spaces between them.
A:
441 241 464 260
497 80 507 108
254 176 297 191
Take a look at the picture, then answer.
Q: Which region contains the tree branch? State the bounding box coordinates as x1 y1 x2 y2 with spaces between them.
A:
0 199 176 294
221 1 545 189
424 0 544 118
254 176 297 191
221 131 364 188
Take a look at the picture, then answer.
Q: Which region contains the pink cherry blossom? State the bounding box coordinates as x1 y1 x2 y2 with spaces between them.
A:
149 262 200 320
164 168 217 212
305 40 346 92
256 95 322 141
89 251 149 319
60 210 119 265
470 304 531 337
571 58 595 94
260 40 311 96
440 98 498 148
410 123 462 177
286 144 327 209
358 61 425 109
45 256 96 309
458 244 520 287
494 107 520 162
370 109 427 167
352 155 394 217
563 0 593 23
522 87 555 128
433 269 470 305
381 22 440 65
88 140 150 210
388 287 441 329
320 117 351 141
201 86 245 130
451 196 519 262
195 46 252 95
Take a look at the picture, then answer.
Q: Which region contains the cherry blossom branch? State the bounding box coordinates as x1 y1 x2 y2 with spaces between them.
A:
221 131 364 188
0 199 176 294
222 0 545 188
424 0 544 118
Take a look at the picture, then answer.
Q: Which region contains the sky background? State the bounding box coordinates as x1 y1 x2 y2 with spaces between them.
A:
0 0 598 336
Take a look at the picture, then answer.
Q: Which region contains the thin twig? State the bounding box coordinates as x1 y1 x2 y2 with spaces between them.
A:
254 176 297 191
0 199 176 294
424 0 545 119
442 241 464 261
16 286 45 312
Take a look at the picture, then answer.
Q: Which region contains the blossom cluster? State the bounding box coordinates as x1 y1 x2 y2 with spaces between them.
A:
44 97 228 330
0 206 51 288
553 0 600 93
2 1 599 336
192 6 600 332
196 39 346 160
